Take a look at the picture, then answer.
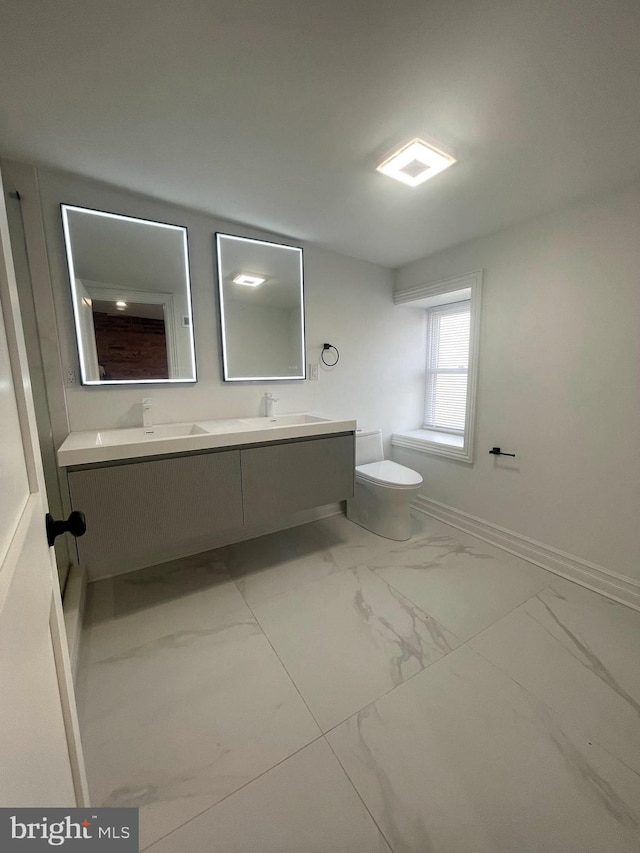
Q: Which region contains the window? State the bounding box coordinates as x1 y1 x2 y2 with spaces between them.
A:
424 301 470 433
392 271 481 463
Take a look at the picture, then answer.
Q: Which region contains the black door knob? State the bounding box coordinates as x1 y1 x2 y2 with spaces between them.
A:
46 511 87 547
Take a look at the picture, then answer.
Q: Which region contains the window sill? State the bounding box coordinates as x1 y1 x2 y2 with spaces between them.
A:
391 429 473 463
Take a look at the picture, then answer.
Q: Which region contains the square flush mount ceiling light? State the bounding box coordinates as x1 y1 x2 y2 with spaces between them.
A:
233 273 266 287
376 138 456 187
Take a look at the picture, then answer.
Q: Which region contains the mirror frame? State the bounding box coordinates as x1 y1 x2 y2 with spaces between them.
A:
61 204 197 385
215 232 306 382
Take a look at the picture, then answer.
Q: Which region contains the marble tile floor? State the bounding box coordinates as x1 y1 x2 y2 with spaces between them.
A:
75 511 640 852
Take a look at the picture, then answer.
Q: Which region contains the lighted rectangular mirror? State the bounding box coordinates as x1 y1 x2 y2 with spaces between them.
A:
61 204 197 384
215 233 306 381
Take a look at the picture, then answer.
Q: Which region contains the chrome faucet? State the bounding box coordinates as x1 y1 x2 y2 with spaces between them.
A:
142 397 154 434
264 392 279 417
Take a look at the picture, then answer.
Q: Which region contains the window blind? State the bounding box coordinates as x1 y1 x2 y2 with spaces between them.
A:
424 301 471 433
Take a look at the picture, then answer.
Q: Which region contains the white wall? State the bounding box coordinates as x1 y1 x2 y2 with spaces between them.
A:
307 246 425 443
31 165 424 453
394 181 640 583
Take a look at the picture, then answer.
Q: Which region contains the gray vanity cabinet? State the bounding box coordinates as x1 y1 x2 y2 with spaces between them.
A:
241 433 355 526
68 449 243 574
66 432 354 576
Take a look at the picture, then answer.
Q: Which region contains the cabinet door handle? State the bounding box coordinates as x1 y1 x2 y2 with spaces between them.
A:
45 511 87 547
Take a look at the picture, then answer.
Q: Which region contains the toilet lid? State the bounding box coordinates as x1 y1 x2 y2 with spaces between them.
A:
356 460 423 489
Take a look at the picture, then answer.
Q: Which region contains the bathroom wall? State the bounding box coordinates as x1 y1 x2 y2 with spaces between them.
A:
11 161 425 457
394 180 640 585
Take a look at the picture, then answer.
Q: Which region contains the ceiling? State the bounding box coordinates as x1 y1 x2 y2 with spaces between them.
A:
1 0 639 268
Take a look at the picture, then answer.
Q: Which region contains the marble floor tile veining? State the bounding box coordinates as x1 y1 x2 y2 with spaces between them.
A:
221 512 420 607
80 550 234 664
252 563 459 731
220 522 343 608
328 645 640 853
368 523 551 641
77 572 320 849
76 509 640 852
469 579 640 775
146 738 392 853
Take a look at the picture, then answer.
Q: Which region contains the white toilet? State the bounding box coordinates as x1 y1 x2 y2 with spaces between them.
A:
346 429 423 541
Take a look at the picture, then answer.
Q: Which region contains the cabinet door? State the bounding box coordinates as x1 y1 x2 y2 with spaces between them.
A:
241 434 354 527
68 450 242 577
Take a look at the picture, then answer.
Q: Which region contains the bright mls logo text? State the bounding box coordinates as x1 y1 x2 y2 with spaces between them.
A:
10 814 132 846
0 808 138 850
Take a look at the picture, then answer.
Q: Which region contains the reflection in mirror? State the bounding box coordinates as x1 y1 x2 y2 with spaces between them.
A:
216 233 305 381
61 205 197 384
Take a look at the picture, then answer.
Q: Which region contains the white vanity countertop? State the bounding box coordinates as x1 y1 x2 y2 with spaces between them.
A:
57 414 357 467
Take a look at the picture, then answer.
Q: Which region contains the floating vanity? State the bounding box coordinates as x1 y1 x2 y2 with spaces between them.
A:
55 203 344 578
57 414 356 578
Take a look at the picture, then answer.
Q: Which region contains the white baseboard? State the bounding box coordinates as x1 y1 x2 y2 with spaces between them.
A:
62 563 87 681
412 495 640 613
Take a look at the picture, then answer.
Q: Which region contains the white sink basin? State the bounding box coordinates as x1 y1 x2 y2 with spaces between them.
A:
58 413 356 467
238 414 329 428
95 423 210 445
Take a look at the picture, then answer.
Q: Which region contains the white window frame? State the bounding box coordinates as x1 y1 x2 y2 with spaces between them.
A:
392 270 482 463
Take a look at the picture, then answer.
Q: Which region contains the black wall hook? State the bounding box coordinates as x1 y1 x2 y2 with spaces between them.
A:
489 447 516 457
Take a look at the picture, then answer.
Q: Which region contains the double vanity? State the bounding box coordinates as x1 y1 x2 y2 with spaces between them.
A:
55 204 352 577
58 415 356 577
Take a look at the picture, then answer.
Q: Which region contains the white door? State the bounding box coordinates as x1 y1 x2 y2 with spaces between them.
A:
0 169 88 806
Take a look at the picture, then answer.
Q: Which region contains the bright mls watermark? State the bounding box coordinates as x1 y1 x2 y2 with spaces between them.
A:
0 809 138 850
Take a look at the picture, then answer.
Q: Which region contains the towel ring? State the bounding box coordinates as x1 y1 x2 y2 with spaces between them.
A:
321 343 340 367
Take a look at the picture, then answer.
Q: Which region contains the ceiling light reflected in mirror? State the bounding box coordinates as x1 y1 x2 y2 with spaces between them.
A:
233 273 266 287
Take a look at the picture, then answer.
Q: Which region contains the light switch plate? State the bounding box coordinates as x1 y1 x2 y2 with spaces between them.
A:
309 363 319 380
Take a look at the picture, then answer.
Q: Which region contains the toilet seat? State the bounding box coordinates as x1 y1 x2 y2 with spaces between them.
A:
356 460 423 489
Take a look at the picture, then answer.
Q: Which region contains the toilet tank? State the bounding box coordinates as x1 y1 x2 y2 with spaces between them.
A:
355 429 384 465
